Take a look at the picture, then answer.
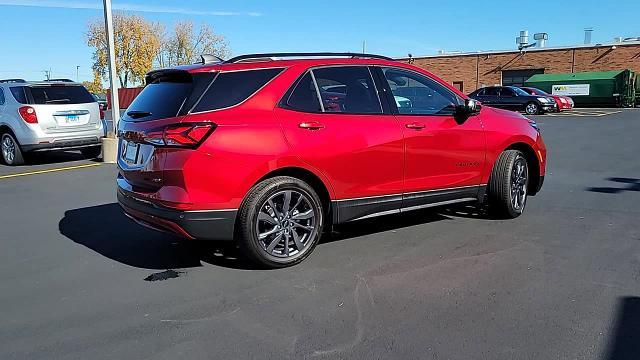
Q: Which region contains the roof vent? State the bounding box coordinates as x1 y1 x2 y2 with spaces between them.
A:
584 28 594 44
534 33 548 48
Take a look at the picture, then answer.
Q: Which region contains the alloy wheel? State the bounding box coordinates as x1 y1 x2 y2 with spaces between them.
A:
511 157 528 211
1 134 16 164
525 103 538 115
255 189 318 258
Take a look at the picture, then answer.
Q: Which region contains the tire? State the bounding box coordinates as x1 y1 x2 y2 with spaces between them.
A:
1 132 25 166
525 102 540 115
81 146 102 159
236 176 324 268
487 150 529 219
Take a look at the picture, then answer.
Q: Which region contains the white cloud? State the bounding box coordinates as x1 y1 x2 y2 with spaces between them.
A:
0 0 262 16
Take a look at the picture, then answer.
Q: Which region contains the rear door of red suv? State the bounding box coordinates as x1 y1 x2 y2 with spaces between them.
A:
277 65 404 222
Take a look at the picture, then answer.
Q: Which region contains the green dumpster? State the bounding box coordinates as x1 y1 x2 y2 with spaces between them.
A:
524 70 636 107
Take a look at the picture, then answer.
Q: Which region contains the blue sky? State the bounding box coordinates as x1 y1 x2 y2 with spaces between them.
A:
0 0 639 83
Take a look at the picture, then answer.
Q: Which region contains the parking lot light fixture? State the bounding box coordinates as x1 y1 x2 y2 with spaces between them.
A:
102 0 119 163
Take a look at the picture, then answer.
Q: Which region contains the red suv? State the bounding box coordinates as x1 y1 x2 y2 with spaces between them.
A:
117 53 546 268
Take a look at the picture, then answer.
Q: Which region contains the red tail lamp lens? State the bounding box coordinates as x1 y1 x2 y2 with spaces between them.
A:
18 106 38 124
145 123 215 148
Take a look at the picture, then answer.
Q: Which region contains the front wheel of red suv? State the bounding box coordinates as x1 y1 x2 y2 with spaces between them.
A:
236 176 324 268
487 150 529 219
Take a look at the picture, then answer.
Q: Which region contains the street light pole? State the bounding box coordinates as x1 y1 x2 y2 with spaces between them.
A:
76 66 80 82
101 0 120 162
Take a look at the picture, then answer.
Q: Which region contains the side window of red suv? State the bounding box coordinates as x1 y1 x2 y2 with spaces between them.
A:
312 66 382 114
383 67 461 115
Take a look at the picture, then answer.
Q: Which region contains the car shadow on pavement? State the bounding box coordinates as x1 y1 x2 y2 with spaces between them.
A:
59 203 209 270
59 203 481 271
587 177 640 194
602 296 640 360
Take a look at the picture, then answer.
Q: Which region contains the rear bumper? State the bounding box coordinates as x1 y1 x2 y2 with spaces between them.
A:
117 179 237 241
22 137 101 152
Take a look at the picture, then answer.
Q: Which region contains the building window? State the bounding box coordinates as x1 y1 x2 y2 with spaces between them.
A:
452 81 464 92
502 69 544 87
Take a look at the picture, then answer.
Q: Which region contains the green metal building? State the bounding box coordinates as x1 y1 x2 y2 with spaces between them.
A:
525 70 636 107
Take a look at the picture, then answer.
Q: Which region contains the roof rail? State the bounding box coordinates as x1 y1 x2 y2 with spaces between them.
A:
45 78 75 82
0 78 26 83
199 54 225 64
224 52 394 64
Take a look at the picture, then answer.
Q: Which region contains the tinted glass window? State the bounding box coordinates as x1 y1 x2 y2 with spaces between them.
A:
193 68 283 112
500 87 515 97
285 72 322 112
28 86 95 104
0 89 4 105
484 87 499 96
312 66 382 114
512 87 530 96
383 67 460 115
10 87 28 104
125 82 192 121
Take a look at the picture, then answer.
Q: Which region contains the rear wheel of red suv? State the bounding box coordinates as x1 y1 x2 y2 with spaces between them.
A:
236 176 324 268
487 150 529 219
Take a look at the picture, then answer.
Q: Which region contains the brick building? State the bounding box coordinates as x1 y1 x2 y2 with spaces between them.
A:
404 41 640 93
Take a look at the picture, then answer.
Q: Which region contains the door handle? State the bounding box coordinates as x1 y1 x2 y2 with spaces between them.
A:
298 121 325 130
405 122 426 130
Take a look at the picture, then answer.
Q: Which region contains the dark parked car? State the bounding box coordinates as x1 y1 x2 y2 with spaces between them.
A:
469 86 557 115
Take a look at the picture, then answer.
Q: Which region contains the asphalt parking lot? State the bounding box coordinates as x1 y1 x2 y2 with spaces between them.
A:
1 109 639 360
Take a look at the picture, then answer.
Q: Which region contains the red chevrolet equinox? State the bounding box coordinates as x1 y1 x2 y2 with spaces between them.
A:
117 52 546 268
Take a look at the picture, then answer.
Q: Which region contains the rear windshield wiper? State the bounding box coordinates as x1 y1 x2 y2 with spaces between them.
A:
127 110 152 119
46 99 70 104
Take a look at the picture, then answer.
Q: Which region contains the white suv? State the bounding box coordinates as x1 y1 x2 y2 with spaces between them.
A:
0 79 104 165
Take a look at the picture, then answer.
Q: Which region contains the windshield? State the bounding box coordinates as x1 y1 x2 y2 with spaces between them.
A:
511 87 531 96
524 87 548 96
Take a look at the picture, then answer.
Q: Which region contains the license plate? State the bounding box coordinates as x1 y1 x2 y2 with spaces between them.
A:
66 115 80 124
123 141 139 163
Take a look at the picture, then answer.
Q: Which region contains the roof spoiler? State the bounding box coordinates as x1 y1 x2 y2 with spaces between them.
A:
45 78 75 82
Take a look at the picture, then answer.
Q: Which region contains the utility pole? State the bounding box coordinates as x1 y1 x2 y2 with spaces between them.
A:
43 69 50 81
362 40 366 53
101 0 120 162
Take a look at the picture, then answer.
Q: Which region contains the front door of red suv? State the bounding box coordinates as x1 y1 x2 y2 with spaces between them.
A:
277 65 404 222
378 67 486 205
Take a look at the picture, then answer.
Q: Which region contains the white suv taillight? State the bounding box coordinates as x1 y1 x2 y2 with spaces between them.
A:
18 106 38 124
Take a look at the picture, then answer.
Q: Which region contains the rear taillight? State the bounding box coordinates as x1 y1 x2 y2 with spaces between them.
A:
144 123 216 148
18 106 38 124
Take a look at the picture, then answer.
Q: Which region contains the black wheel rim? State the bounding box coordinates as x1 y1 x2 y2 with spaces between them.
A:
255 189 318 259
511 157 528 211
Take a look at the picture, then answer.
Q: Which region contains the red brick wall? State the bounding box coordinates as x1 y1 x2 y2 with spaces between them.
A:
409 43 640 92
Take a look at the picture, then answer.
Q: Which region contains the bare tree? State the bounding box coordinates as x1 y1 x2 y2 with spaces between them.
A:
158 21 230 67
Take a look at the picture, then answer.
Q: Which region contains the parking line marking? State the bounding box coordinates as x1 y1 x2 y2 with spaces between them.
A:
0 163 102 180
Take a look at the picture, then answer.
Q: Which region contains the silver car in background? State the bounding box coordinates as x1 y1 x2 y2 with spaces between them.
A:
0 79 103 165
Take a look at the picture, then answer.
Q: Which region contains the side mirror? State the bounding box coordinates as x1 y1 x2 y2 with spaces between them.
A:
455 99 481 122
